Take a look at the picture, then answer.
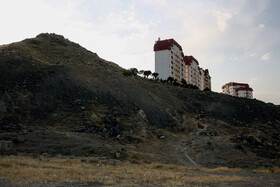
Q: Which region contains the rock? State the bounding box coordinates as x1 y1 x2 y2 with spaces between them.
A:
0 100 7 112
141 129 147 137
159 135 165 139
137 109 148 123
0 140 13 151
115 152 121 159
51 113 58 117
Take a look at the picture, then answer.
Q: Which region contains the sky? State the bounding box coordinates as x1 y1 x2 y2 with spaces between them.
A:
0 0 280 104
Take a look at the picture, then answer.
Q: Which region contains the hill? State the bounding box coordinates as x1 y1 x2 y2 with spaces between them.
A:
0 33 280 169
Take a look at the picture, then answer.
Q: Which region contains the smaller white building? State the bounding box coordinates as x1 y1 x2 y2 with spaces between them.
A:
222 82 253 99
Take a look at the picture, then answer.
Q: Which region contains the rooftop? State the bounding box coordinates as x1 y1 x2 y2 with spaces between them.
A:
154 38 183 52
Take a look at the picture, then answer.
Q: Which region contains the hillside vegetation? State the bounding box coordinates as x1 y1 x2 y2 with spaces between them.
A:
0 33 280 172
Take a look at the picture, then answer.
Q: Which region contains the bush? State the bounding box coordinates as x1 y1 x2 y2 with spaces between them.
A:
152 72 159 79
144 70 152 78
129 68 138 76
123 69 133 76
204 87 211 91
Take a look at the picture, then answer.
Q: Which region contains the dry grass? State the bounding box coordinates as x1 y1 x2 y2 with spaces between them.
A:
0 156 251 186
199 166 243 173
252 167 280 174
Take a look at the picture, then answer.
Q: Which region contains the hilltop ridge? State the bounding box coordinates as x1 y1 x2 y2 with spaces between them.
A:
0 33 280 169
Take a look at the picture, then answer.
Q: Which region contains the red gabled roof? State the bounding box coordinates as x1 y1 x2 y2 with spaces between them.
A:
184 56 199 65
236 87 253 91
154 39 183 51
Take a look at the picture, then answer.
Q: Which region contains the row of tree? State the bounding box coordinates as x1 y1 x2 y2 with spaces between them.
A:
123 68 159 79
123 67 210 91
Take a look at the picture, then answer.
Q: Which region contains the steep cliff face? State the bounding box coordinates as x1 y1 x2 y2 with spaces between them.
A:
0 33 279 168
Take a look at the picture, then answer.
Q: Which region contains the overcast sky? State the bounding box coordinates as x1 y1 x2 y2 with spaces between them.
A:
1 0 279 104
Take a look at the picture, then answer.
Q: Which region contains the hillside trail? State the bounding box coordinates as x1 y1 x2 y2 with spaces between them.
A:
173 138 199 168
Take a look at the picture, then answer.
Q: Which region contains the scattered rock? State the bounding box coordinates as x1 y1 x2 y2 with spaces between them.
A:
0 100 7 112
159 135 165 139
115 152 121 159
0 140 13 151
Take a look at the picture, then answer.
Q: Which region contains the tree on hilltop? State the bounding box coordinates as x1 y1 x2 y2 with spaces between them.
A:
129 68 138 76
144 70 152 78
152 72 159 80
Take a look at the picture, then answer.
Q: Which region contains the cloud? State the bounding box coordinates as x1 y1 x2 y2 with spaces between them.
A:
249 53 257 57
155 0 166 5
258 24 265 29
261 53 271 61
249 77 258 86
213 11 233 32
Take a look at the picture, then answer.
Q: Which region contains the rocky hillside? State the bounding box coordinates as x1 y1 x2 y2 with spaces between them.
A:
0 33 279 168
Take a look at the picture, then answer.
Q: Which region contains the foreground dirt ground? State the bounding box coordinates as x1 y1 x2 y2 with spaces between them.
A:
0 156 279 186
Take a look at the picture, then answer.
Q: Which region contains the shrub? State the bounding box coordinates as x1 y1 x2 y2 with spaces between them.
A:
123 69 133 76
129 68 138 76
144 70 152 78
152 72 159 79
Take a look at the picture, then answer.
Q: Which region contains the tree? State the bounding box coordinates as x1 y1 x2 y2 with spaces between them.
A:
181 78 187 86
167 76 174 84
152 72 159 80
129 68 138 76
204 87 211 91
143 70 152 78
173 79 180 86
138 70 144 77
122 69 133 76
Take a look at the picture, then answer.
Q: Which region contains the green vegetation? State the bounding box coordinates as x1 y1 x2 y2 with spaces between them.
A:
122 68 139 76
122 69 133 76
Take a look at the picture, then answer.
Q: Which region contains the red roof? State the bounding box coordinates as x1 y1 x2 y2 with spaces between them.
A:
154 39 183 51
184 56 199 65
236 87 253 91
222 82 251 89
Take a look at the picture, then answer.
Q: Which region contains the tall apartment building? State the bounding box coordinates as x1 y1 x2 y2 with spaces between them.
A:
184 56 211 90
154 38 185 81
200 68 211 90
222 82 253 99
154 38 211 90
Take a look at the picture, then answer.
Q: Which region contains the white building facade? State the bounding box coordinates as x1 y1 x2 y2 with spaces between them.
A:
222 82 253 99
154 38 185 81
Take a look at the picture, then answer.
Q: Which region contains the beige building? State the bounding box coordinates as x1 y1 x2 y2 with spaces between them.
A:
200 68 211 90
184 56 211 90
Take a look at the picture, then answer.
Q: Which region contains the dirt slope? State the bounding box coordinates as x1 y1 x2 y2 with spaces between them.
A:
0 33 279 168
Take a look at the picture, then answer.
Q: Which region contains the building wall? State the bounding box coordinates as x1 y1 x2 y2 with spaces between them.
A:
155 44 185 81
237 90 253 99
200 69 205 90
170 45 185 81
248 91 253 99
155 50 170 80
186 60 200 88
